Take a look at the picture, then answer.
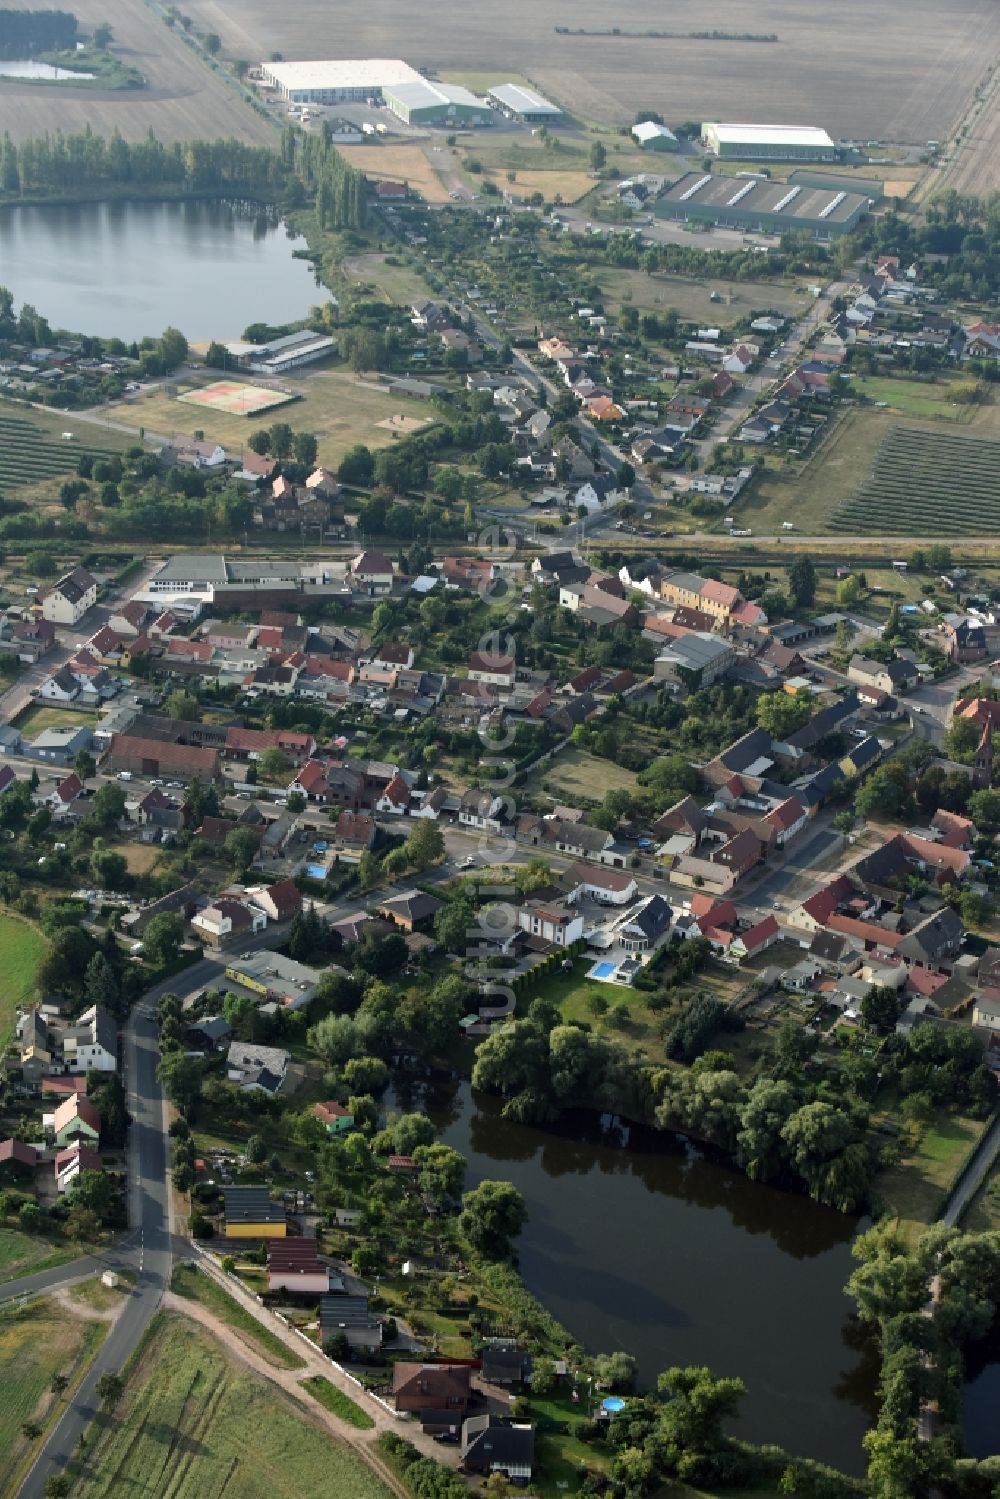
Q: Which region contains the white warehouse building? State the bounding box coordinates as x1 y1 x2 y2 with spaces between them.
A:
702 122 838 162
259 58 422 104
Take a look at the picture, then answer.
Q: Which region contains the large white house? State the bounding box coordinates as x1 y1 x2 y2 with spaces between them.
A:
41 567 98 625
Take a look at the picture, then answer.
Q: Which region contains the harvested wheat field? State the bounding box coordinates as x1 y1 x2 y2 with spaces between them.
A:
335 144 451 202
0 0 274 145
181 0 998 143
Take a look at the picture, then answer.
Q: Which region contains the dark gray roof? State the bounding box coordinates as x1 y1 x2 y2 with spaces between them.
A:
461 1416 535 1469
224 1186 285 1225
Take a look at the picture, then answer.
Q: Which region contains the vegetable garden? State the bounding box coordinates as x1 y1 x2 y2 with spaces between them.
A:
0 414 116 489
833 425 1000 535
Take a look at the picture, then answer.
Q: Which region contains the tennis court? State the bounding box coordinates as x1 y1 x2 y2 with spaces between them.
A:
178 381 296 417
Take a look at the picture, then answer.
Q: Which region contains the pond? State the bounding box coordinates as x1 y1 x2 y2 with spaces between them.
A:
0 60 95 80
963 1320 1000 1458
406 1076 880 1473
0 199 321 341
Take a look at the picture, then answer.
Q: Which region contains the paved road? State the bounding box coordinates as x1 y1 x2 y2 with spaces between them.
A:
942 1111 1000 1227
17 994 172 1497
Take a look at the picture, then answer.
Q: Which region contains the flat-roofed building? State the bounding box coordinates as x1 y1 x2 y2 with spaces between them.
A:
259 57 421 103
657 171 868 239
702 122 838 161
487 82 561 122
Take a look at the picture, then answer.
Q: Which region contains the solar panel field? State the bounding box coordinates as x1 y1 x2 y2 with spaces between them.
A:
832 425 1000 535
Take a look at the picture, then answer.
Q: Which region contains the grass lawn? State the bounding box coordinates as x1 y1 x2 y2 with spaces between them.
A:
851 373 979 422
106 369 437 469
71 1315 394 1499
170 1263 306 1370
0 915 48 1052
528 745 640 806
0 1297 105 1491
600 266 809 328
875 1111 987 1241
14 704 100 737
0 1224 81 1283
341 251 433 307
301 1376 375 1429
964 1156 1000 1233
118 843 161 875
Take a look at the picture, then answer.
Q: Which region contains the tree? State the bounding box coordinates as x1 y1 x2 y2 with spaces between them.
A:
861 984 906 1035
164 689 200 721
84 952 120 1015
93 21 113 47
593 1350 636 1391
391 1113 435 1156
338 443 374 487
156 1051 202 1117
616 460 635 490
258 746 292 781
836 574 863 607
788 555 817 609
73 750 96 781
657 1364 746 1454
756 689 813 739
459 1180 527 1258
292 431 318 468
269 422 293 459
414 1142 466 1205
246 1133 266 1164
855 766 915 823
159 326 188 370
96 1371 124 1407
946 716 981 762
968 788 1000 827
248 429 271 456
224 826 260 876
205 340 229 368
435 895 476 954
142 911 185 968
204 30 221 52
50 1373 68 1396
589 140 607 170
404 818 445 871
44 1479 70 1499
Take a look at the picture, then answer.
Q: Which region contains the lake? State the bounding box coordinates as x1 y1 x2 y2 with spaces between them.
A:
408 1077 879 1473
0 199 321 342
0 61 94 80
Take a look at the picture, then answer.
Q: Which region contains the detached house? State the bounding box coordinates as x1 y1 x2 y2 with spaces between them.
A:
350 551 395 596
468 650 516 689
40 567 98 625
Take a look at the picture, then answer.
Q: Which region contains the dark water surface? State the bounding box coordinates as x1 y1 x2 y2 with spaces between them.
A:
0 199 319 341
402 1076 879 1472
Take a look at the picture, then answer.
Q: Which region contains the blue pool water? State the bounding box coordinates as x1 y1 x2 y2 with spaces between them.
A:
305 863 327 879
591 962 616 979
602 1396 626 1413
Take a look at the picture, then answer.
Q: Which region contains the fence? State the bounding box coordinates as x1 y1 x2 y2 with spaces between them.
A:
189 1245 400 1420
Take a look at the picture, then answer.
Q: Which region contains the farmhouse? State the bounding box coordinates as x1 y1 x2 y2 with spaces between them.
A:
702 122 839 162
658 173 868 239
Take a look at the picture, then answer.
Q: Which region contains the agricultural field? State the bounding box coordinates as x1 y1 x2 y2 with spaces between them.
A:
0 0 276 145
833 426 1000 536
737 395 1000 536
599 267 810 328
334 143 451 202
0 1296 105 1491
0 411 121 491
180 0 997 142
0 914 48 1051
104 368 435 466
71 1315 395 1499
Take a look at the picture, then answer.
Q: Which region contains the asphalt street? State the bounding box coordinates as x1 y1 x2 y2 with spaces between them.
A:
17 990 174 1498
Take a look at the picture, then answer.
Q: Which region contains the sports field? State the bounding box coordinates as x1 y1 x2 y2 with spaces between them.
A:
111 369 436 466
178 380 296 417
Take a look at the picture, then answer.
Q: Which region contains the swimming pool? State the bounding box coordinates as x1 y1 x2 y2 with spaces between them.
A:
590 961 616 980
